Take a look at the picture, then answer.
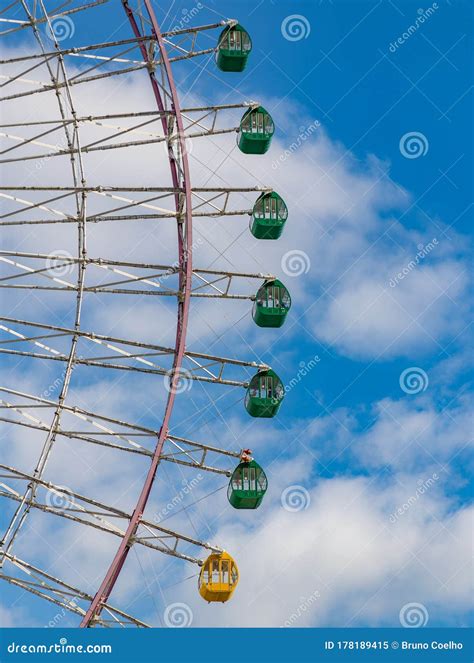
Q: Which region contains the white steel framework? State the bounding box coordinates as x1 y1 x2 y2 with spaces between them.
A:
0 0 277 628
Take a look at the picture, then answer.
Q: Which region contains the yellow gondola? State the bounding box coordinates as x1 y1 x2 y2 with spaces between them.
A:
198 551 239 603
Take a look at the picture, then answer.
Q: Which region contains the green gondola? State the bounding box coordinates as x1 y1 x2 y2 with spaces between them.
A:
252 280 291 328
238 106 275 155
250 191 288 239
216 23 252 72
227 459 268 509
245 369 284 418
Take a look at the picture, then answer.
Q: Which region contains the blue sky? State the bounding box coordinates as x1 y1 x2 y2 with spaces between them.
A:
0 0 472 630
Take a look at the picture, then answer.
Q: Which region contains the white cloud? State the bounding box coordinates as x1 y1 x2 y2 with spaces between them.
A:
313 261 468 358
1 36 472 631
304 391 473 474
2 48 470 361
166 470 472 627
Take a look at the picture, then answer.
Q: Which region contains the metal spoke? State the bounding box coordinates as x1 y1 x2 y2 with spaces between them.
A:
0 0 274 629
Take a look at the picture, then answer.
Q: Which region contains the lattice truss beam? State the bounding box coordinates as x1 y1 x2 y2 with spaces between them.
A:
0 386 241 473
0 464 222 563
0 249 272 300
0 2 234 68
0 552 150 628
0 0 260 627
0 186 270 226
0 316 268 384
0 0 93 596
0 102 256 163
0 383 241 625
0 6 252 164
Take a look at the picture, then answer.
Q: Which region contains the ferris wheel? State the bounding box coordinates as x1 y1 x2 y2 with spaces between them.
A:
0 0 291 628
